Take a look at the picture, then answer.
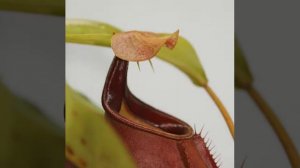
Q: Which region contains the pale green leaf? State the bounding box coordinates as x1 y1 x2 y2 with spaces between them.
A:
65 84 135 168
157 36 207 86
66 19 121 47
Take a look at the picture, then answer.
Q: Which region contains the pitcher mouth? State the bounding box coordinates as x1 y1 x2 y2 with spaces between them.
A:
102 57 194 139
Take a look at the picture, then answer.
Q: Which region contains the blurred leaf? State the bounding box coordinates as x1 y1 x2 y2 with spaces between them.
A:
0 81 64 167
235 39 253 89
65 85 135 168
66 19 208 86
0 0 64 16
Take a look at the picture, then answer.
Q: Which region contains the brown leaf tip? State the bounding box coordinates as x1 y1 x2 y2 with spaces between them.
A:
111 30 179 61
165 29 179 49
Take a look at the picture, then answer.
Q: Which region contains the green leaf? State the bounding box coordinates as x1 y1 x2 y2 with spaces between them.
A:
235 39 253 89
66 19 208 86
0 0 64 16
65 84 135 168
157 36 207 86
66 19 121 47
0 81 64 167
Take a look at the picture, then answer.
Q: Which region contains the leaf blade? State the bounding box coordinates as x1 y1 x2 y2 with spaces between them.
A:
157 36 207 86
66 19 207 86
66 19 121 47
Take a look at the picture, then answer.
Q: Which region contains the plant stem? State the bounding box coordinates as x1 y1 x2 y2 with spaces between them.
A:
247 86 300 168
204 84 234 138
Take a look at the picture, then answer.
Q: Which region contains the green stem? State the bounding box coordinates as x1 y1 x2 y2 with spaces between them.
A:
204 84 234 138
247 86 300 168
